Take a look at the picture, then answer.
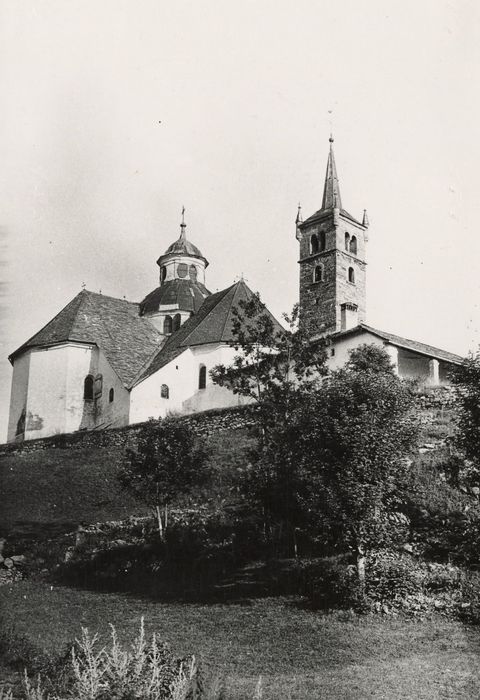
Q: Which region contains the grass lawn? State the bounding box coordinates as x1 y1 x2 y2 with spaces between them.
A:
1 582 480 699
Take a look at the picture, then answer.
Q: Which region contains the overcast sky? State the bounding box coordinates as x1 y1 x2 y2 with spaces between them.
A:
1 0 479 441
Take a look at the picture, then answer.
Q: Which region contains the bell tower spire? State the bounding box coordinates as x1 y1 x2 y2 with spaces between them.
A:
296 137 369 338
321 135 342 210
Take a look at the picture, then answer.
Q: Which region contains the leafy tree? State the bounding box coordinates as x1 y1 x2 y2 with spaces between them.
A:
211 296 328 434
300 358 418 587
346 343 395 375
211 296 328 553
118 419 209 540
451 351 480 487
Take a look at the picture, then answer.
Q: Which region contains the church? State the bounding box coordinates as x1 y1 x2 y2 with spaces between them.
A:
7 138 463 442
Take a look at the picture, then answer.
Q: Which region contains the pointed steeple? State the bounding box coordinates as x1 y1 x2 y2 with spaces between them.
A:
321 135 342 210
362 209 370 228
295 203 303 226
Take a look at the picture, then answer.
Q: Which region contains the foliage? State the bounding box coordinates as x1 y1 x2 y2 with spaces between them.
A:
302 355 417 555
451 351 480 487
118 419 210 539
240 345 418 574
210 297 328 425
345 343 396 375
1 620 253 700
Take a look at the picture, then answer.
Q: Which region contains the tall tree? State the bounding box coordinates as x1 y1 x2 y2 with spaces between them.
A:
451 351 480 488
300 353 418 586
118 419 209 540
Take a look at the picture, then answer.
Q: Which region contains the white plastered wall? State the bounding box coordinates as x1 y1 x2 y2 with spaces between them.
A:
7 343 130 442
328 331 385 370
129 343 246 424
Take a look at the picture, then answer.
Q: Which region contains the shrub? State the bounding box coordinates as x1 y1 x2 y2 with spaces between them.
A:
304 555 368 611
366 553 425 601
2 619 262 699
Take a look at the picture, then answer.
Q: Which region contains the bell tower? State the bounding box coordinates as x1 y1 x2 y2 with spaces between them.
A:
296 136 369 338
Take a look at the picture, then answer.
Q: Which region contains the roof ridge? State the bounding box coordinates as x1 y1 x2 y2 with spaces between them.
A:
356 323 464 362
9 291 87 361
219 281 243 342
83 289 138 306
176 283 236 348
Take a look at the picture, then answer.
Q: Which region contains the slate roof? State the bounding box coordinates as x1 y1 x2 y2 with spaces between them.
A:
139 279 211 316
164 236 205 260
9 290 164 387
135 279 285 384
333 323 464 365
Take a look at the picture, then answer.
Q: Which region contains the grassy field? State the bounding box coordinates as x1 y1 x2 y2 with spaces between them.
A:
1 581 480 699
0 428 256 534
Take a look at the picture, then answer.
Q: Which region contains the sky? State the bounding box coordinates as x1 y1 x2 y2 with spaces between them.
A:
1 0 479 441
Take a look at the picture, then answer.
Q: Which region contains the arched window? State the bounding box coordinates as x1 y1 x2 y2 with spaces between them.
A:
177 263 188 278
189 264 198 282
350 235 357 255
173 313 181 332
161 384 169 399
310 234 319 254
345 232 350 251
348 267 355 284
319 230 326 251
109 388 114 403
84 375 94 400
161 266 167 282
314 265 324 283
198 364 207 390
163 315 173 334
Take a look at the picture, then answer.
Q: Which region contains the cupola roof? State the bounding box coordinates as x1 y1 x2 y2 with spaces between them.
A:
157 208 208 266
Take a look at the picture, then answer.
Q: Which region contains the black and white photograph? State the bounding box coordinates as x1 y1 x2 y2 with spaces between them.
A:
1 1 480 697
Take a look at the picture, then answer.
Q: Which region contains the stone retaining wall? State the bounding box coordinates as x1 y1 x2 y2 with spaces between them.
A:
0 405 258 457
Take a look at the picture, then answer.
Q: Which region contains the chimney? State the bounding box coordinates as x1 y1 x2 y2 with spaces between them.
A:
340 302 358 331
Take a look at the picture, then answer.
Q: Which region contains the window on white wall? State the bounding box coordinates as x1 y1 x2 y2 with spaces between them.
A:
198 365 207 390
109 388 114 403
163 316 173 334
173 313 181 331
84 375 94 400
161 384 169 399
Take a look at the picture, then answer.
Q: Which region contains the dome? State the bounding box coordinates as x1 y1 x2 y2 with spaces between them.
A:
158 211 209 267
140 278 210 316
164 236 205 260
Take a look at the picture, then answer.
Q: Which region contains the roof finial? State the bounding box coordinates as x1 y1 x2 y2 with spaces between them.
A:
180 206 186 239
329 132 334 144
295 202 303 225
362 209 370 228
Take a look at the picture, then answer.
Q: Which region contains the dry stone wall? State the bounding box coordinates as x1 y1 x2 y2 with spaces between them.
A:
0 405 259 457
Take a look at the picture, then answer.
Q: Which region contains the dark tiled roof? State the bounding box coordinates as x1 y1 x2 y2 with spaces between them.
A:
139 279 210 316
302 207 364 227
334 323 464 365
164 236 204 259
136 280 284 384
9 290 164 387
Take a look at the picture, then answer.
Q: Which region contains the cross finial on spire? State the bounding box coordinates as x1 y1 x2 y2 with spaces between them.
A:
329 133 334 143
180 206 186 239
81 282 86 290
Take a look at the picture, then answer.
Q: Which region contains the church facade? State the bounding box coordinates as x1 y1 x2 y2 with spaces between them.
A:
7 139 463 442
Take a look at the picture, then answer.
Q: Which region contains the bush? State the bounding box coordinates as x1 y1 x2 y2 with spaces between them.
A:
1 620 262 699
304 555 368 611
366 553 425 601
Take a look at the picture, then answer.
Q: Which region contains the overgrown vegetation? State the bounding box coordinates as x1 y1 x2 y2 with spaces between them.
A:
0 618 261 700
